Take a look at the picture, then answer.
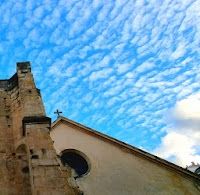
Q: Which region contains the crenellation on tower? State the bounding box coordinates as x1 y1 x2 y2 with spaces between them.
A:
17 61 31 73
0 73 18 91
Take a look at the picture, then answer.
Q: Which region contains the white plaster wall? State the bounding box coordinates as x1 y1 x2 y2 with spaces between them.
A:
50 123 200 195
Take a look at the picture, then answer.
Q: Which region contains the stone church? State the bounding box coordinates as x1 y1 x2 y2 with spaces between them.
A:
0 62 199 194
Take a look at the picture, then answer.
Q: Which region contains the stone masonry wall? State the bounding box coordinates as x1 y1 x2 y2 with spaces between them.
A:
0 89 17 194
0 62 79 195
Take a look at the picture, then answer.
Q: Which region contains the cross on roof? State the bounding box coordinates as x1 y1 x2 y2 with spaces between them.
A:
54 109 62 118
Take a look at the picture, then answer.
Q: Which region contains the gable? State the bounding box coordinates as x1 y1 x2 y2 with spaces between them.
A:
51 117 200 195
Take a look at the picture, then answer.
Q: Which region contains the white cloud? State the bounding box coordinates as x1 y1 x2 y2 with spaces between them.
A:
89 68 113 81
171 42 186 60
174 93 200 120
135 62 155 74
155 131 200 166
117 63 133 74
154 93 200 167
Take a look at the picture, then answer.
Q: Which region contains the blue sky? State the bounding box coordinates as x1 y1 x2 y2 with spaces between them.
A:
0 0 200 167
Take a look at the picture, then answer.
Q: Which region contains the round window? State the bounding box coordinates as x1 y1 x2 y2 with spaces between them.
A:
61 149 90 178
195 167 200 175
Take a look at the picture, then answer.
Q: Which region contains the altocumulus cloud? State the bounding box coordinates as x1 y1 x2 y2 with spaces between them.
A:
0 0 199 167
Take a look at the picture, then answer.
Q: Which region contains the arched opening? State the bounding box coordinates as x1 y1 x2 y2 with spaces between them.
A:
60 149 90 178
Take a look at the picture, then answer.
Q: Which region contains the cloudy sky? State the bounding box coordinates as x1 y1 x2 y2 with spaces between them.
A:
0 0 200 167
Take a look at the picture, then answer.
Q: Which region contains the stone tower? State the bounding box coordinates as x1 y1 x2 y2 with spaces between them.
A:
0 62 79 194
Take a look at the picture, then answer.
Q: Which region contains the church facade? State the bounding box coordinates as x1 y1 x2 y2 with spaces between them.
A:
0 61 199 194
51 116 200 195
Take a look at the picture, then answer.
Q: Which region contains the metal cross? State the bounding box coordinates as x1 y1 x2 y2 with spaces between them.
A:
54 109 62 118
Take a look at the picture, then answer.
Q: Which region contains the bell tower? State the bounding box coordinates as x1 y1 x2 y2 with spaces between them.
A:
0 62 79 194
